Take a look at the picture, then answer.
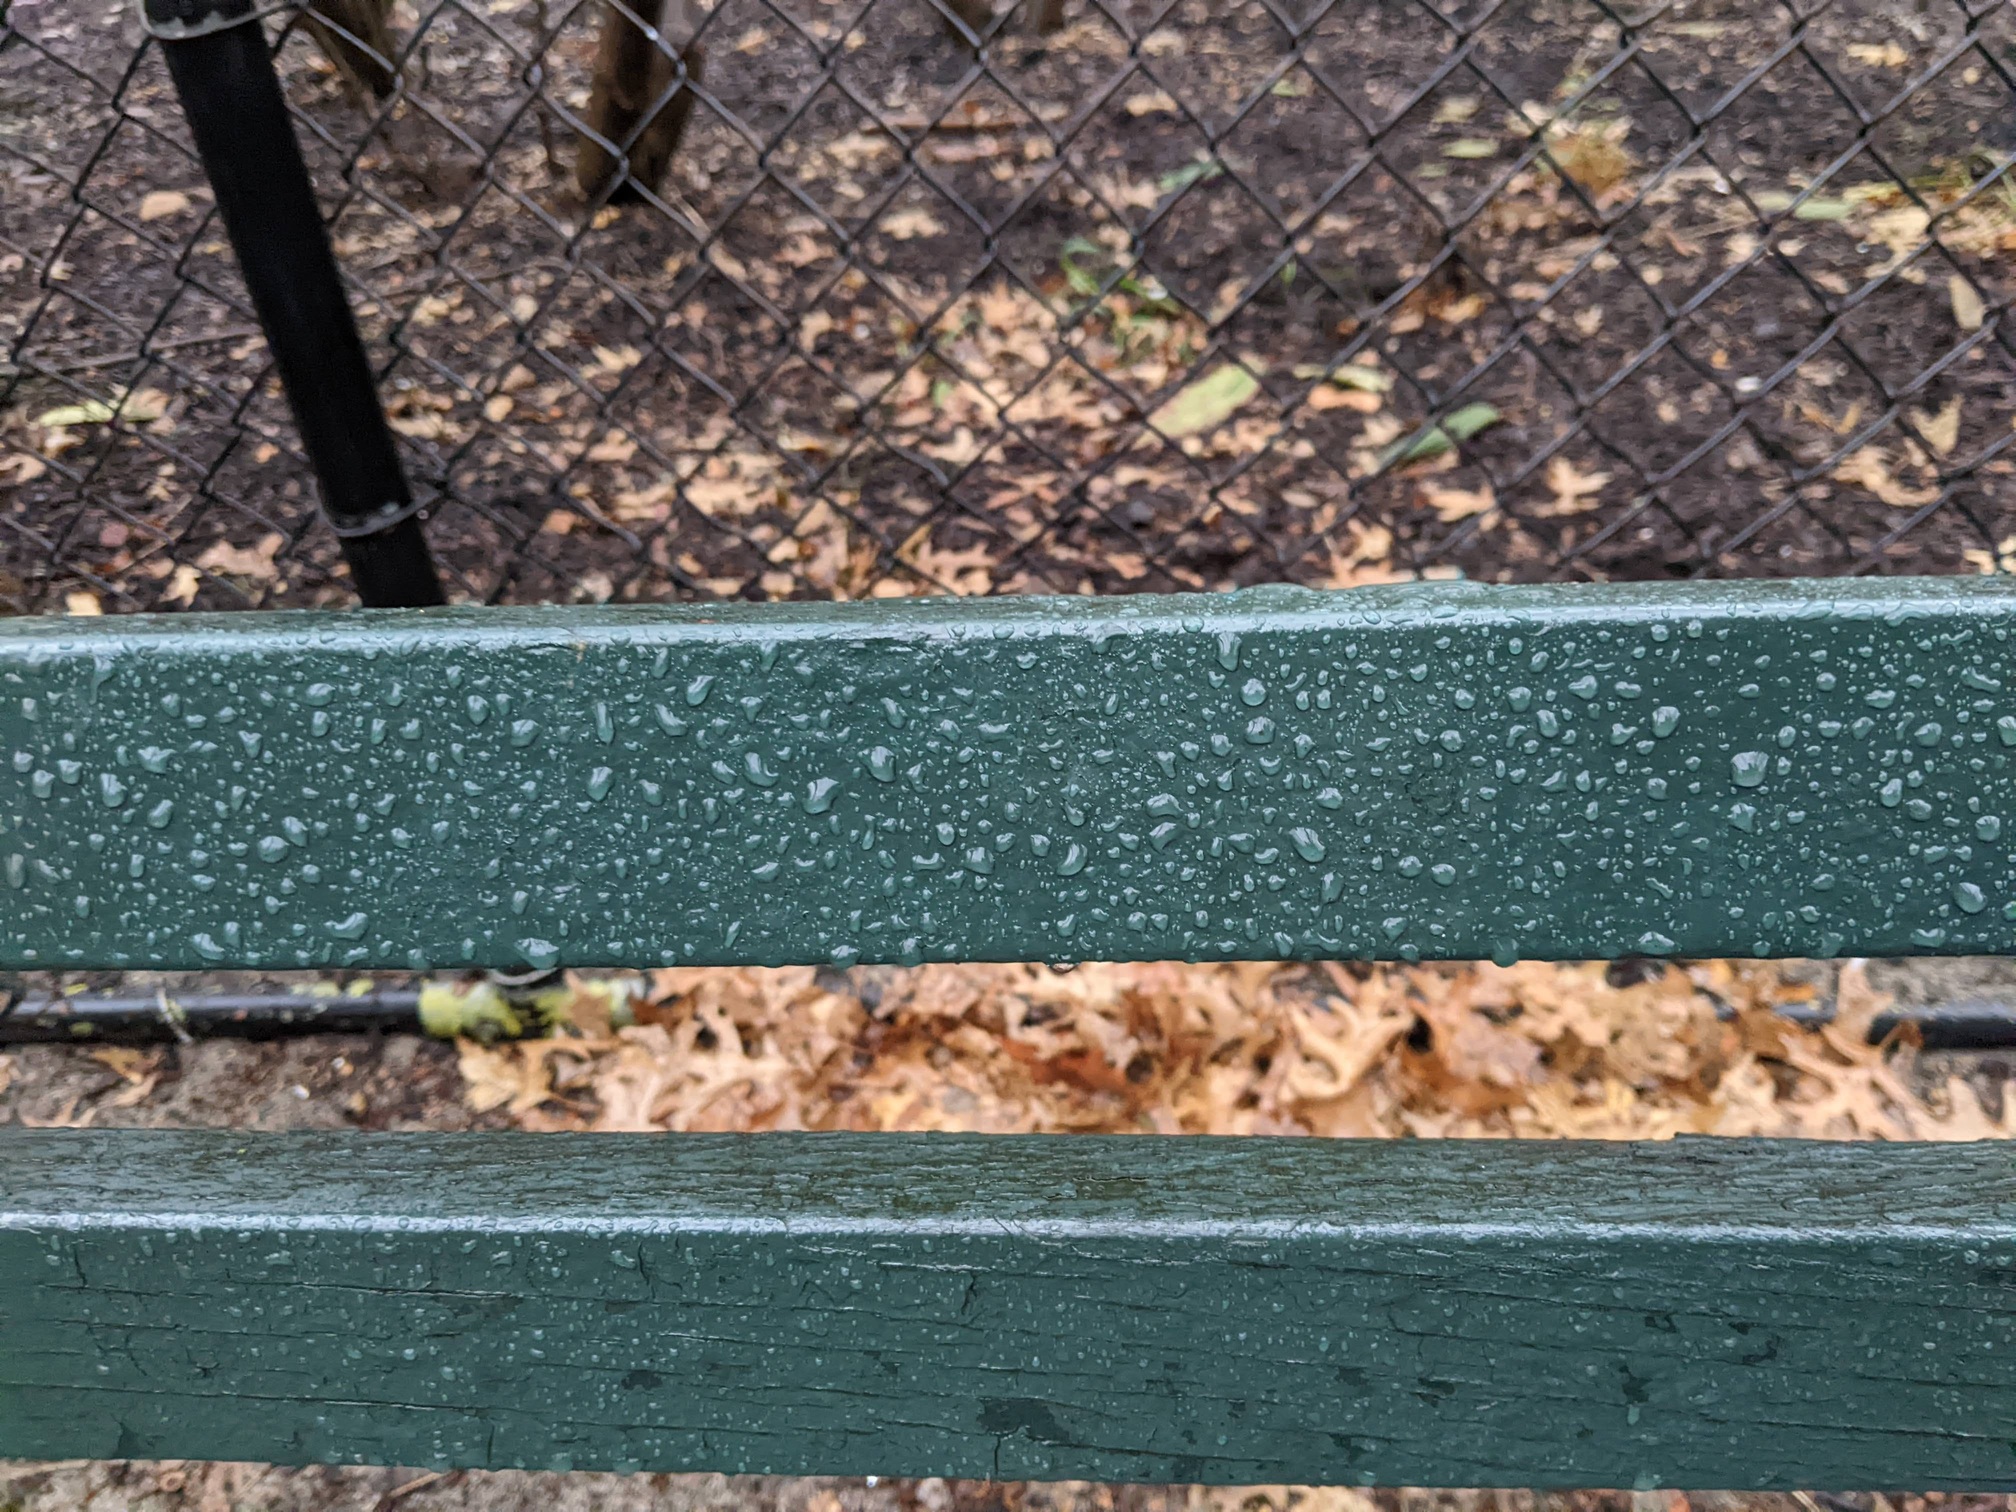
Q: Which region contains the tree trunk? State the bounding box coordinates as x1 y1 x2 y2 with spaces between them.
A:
939 0 993 44
1026 0 1065 33
575 0 705 205
303 0 400 101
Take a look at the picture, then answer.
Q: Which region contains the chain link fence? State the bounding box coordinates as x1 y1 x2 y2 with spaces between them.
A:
2 0 2014 615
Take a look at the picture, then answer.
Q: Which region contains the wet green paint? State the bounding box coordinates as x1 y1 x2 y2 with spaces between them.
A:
3 1131 2014 1487
6 579 2014 971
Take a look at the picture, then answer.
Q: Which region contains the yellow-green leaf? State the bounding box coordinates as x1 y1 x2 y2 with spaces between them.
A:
1290 363 1392 393
1331 364 1392 394
36 400 116 428
1150 365 1259 437
1378 402 1502 469
1444 139 1498 160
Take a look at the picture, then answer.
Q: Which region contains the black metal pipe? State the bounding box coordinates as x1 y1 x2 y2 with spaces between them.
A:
1868 1002 2016 1052
143 0 444 608
0 990 423 1044
7 982 2016 1050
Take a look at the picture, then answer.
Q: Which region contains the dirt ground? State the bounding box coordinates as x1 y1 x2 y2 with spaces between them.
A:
5 0 2015 612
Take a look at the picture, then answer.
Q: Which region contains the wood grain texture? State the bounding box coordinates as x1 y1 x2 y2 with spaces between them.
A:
7 578 2016 972
4 1130 2015 1487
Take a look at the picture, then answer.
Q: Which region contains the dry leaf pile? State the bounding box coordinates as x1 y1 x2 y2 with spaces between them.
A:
456 958 2007 1142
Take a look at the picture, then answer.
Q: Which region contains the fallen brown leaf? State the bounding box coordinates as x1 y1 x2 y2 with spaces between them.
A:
194 532 284 579
1950 276 1986 334
1912 396 1962 459
1539 454 1610 515
138 189 192 222
1419 481 1496 524
1832 446 1940 508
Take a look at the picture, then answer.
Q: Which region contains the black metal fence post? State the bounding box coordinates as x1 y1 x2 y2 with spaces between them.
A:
141 0 444 608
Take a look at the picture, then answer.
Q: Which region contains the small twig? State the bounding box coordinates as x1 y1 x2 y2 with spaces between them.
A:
373 1470 452 1512
45 328 264 375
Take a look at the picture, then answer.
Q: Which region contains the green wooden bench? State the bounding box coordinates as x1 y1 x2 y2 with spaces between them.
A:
6 577 2016 1489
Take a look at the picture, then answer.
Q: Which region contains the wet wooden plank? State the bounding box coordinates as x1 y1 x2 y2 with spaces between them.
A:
6 578 2016 971
3 1130 2014 1487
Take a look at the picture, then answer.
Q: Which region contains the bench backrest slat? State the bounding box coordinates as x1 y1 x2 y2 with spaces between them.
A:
7 578 2015 972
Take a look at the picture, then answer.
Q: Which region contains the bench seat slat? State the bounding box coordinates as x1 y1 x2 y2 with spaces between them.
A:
5 579 2015 972
3 1130 2015 1487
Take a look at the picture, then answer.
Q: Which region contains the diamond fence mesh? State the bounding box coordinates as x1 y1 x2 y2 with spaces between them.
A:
1 0 2013 616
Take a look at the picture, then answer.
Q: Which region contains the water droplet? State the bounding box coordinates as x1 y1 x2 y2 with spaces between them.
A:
1651 706 1680 738
1438 730 1462 752
805 777 839 814
1636 931 1676 955
1955 882 1988 915
744 752 779 787
685 674 714 707
1977 815 2002 842
594 702 615 743
303 683 335 708
510 719 540 748
97 772 126 808
1216 632 1241 672
517 938 562 970
1913 721 1943 747
257 835 289 863
1568 675 1598 700
1240 678 1267 707
1056 842 1087 876
1730 751 1768 788
1998 716 2016 747
1397 855 1424 878
587 766 614 801
465 694 490 726
139 746 172 774
1289 828 1325 863
1381 916 1409 940
1507 686 1532 712
1244 717 1275 745
1879 777 1903 808
868 747 896 783
1429 863 1456 887
326 912 370 940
